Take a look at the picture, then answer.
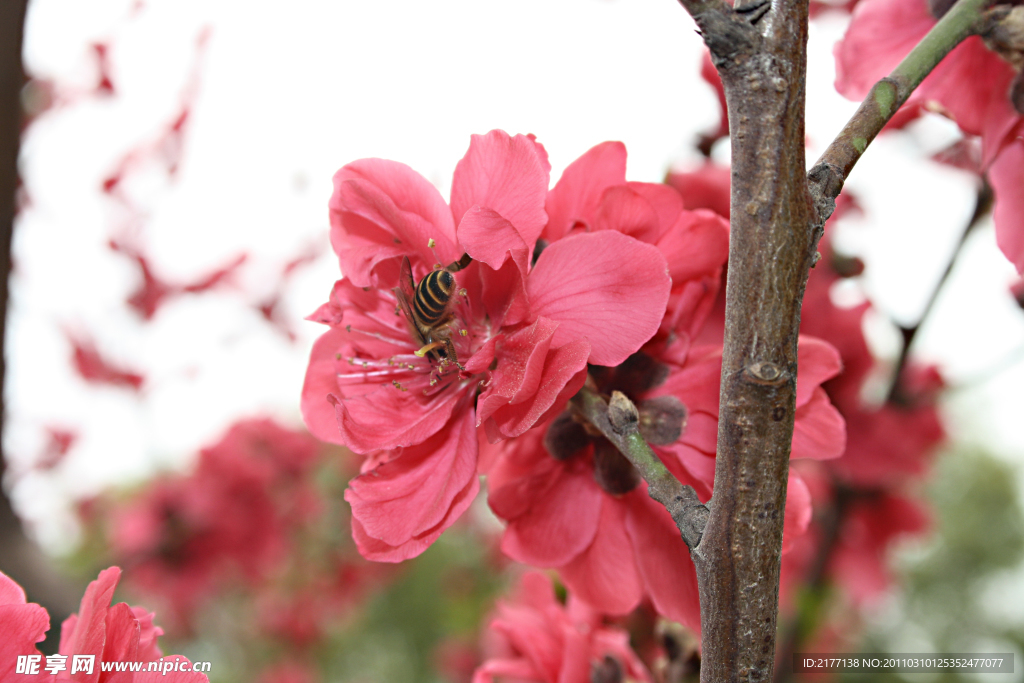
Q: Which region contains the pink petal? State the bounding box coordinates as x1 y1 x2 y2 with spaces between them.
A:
624 492 702 633
796 336 843 406
350 472 480 562
0 573 50 683
545 141 627 241
458 207 531 326
558 497 644 615
328 383 462 454
594 185 662 243
528 231 671 366
477 318 590 439
917 39 1019 166
991 138 1024 274
345 407 479 550
485 360 587 443
478 318 557 417
472 659 540 683
679 411 719 455
665 163 731 218
487 440 560 521
658 441 716 498
301 326 351 445
477 257 532 329
499 459 603 567
98 603 140 683
464 335 499 375
626 181 685 237
656 209 729 284
131 606 163 662
63 567 122 683
330 158 459 287
834 0 931 101
0 572 27 605
791 387 846 460
652 350 722 416
457 207 530 274
450 130 550 250
782 471 812 554
834 0 1019 164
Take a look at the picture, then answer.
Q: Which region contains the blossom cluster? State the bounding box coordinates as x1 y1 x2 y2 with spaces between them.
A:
300 129 849 653
78 419 389 645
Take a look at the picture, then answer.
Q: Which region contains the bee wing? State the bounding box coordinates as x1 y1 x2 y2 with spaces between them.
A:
393 256 427 347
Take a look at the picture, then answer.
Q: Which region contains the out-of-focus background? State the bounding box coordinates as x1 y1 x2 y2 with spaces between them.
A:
3 1 1024 682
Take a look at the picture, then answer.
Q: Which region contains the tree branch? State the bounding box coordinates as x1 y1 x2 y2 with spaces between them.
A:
571 387 709 549
688 0 815 678
808 0 992 225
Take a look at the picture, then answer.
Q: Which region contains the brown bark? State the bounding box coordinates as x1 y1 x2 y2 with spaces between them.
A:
682 0 816 680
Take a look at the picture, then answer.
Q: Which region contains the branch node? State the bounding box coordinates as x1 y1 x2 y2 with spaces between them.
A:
608 390 640 435
746 361 786 384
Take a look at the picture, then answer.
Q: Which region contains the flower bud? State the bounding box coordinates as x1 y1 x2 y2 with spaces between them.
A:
543 411 592 461
638 395 689 445
593 439 641 495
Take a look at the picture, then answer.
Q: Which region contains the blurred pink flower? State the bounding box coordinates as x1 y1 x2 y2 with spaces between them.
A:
108 419 322 629
473 572 652 683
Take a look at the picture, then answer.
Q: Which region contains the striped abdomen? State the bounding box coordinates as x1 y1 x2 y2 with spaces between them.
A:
413 269 455 326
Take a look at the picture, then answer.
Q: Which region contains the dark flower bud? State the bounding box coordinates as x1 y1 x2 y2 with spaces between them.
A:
591 352 671 397
928 0 956 20
591 655 624 683
638 395 689 445
593 439 641 495
544 411 592 461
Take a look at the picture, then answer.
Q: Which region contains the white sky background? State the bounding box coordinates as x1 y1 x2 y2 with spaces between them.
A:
7 0 1024 552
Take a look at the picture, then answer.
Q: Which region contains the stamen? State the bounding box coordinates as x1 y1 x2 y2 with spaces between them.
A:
392 379 408 391
459 329 468 337
345 324 410 347
336 369 405 380
427 237 443 270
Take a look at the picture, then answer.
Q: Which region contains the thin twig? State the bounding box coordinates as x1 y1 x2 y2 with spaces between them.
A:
808 0 992 225
572 387 709 549
887 182 992 402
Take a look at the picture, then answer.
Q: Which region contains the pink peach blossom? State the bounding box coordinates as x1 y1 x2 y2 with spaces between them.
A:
473 572 652 683
302 131 672 561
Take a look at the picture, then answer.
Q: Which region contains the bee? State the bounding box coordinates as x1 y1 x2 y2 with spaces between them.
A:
393 252 472 374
